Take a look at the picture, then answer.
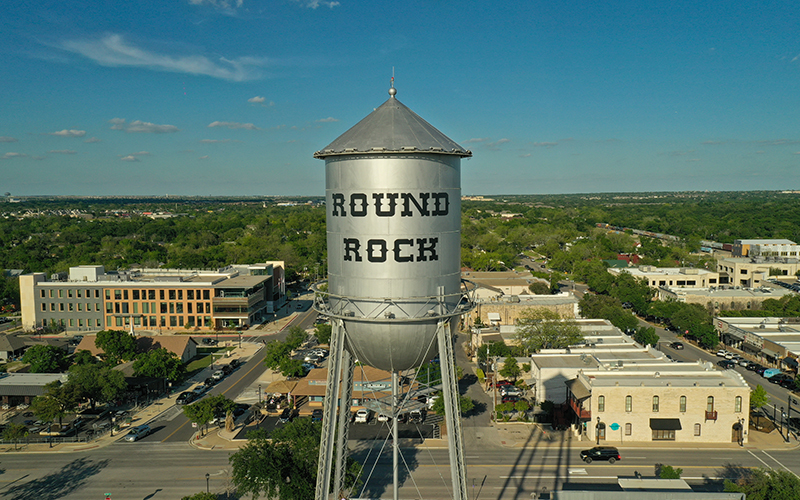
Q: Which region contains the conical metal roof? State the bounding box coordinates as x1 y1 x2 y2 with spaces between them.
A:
313 87 471 159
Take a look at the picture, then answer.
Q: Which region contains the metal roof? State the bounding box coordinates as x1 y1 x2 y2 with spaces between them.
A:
313 86 471 159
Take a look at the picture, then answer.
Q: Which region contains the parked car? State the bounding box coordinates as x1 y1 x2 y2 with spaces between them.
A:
354 409 372 423
211 370 225 381
202 338 217 346
494 380 514 388
671 342 684 350
746 362 762 371
501 395 520 403
409 409 426 423
580 446 621 464
124 424 151 442
500 386 523 397
769 373 793 385
204 377 216 387
279 408 293 423
738 358 750 367
229 359 241 369
763 368 783 379
311 409 323 422
176 392 195 405
377 413 391 422
755 366 768 376
717 360 736 369
716 350 727 357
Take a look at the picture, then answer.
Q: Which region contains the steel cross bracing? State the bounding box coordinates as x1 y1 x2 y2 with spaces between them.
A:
314 319 346 500
333 349 355 498
437 320 468 500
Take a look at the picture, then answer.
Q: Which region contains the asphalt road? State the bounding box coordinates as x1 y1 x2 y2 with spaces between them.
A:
1 440 799 499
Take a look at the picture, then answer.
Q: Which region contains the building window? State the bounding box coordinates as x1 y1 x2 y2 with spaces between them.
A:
680 396 687 413
160 290 165 300
133 290 140 300
598 395 605 412
41 303 46 312
143 302 150 314
169 290 176 300
625 423 632 435
68 289 73 298
116 317 123 327
94 290 100 298
58 290 63 298
178 289 183 300
60 303 64 311
203 290 210 300
735 396 742 413
96 319 101 327
78 303 83 312
652 396 660 412
114 289 121 300
694 423 701 436
652 429 676 441
68 303 74 312
40 290 46 298
188 290 195 300
123 289 128 300
105 290 111 300
77 289 82 298
170 316 177 327
148 290 156 300
707 396 714 412
625 395 632 412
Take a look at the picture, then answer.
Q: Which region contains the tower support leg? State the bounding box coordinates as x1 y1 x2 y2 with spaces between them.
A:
437 320 468 500
315 319 348 500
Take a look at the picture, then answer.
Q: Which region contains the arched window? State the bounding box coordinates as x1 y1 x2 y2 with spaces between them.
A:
652 395 660 412
694 423 701 436
707 396 715 412
680 395 687 413
598 395 605 412
625 423 632 435
625 395 632 412
735 396 742 413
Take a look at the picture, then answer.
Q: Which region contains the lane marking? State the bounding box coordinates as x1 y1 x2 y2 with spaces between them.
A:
748 450 771 468
761 451 799 477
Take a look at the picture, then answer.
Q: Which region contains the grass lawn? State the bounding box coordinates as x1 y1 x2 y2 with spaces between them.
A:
186 347 236 376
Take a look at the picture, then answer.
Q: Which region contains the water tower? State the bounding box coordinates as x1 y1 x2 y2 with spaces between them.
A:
313 81 475 500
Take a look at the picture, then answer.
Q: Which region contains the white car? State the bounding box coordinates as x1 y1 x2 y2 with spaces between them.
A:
716 350 727 357
500 387 523 397
377 413 390 422
354 409 371 423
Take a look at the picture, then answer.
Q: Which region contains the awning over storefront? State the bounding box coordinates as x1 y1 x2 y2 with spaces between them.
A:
782 357 798 368
725 330 745 341
487 313 501 322
565 377 591 400
762 348 781 359
649 418 682 431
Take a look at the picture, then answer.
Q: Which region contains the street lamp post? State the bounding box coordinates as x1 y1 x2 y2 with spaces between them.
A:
782 407 789 443
596 416 601 445
258 384 262 404
780 406 785 441
739 418 744 446
205 473 210 493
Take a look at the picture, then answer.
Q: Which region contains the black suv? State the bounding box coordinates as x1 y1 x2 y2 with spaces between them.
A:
580 446 621 464
670 342 684 350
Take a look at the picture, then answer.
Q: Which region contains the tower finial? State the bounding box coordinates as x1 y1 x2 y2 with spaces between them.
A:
389 68 397 97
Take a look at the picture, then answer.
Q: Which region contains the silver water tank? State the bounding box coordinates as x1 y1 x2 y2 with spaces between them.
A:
314 85 471 372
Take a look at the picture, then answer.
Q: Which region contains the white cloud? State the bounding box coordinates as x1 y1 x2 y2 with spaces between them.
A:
208 121 259 130
248 96 265 103
519 153 532 158
200 139 231 143
110 118 178 133
198 155 210 160
48 150 78 154
532 142 558 148
84 137 101 143
0 137 18 143
62 34 268 82
51 129 86 137
1 152 26 159
464 138 489 144
120 155 139 162
294 0 340 8
131 151 151 156
315 117 339 123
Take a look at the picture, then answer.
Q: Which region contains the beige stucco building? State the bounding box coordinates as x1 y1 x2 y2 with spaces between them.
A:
465 293 579 329
658 286 796 315
716 256 799 287
571 367 750 445
732 238 799 258
608 266 720 288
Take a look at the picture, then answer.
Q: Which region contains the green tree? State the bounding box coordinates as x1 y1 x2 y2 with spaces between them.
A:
182 395 235 436
658 464 683 479
230 418 361 500
430 394 475 416
314 323 332 345
67 363 127 408
633 326 659 347
3 422 29 451
73 349 99 365
609 271 655 315
477 342 514 365
514 308 583 354
95 329 137 363
279 358 306 379
527 281 551 295
22 344 69 373
284 326 307 351
133 348 186 382
499 356 521 381
724 468 800 500
264 340 291 371
181 493 218 500
30 394 64 429
750 384 770 408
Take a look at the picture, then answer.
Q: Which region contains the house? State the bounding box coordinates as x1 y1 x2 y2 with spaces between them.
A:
0 334 29 361
74 334 198 364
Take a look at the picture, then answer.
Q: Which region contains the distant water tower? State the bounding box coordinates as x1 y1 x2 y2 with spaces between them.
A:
313 81 475 500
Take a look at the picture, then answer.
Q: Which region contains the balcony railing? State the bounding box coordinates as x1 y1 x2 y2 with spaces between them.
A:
568 398 591 420
705 410 718 421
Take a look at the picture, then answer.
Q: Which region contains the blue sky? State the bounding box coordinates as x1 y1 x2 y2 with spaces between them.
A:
2 1 799 196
